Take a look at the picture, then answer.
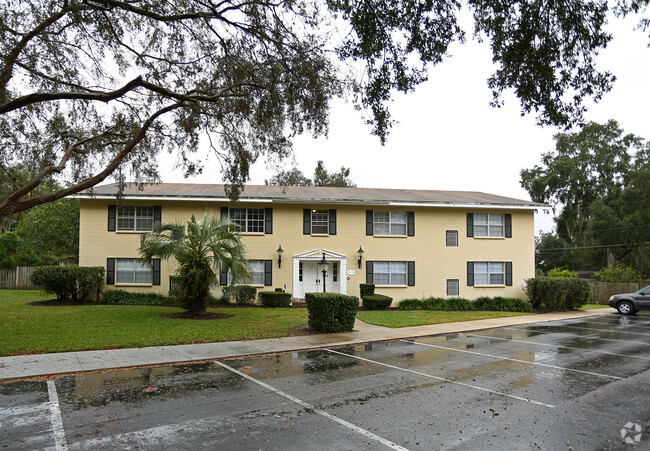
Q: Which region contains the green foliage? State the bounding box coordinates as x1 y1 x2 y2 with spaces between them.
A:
99 289 173 306
139 211 249 313
398 296 531 312
471 297 533 312
359 283 375 298
361 294 393 309
232 286 257 305
525 277 592 310
593 263 643 282
31 266 104 302
305 293 358 332
259 291 292 307
265 160 356 187
265 167 313 186
547 268 578 278
0 231 39 269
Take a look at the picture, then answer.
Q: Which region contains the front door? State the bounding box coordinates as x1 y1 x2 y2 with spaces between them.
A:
302 261 320 295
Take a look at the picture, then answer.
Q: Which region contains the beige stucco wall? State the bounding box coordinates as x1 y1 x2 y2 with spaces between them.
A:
79 199 535 303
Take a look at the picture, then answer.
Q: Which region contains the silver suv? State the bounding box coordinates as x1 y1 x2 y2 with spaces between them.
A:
608 286 650 315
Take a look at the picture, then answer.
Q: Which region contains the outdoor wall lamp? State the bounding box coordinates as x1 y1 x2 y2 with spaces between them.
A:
318 252 328 292
357 246 364 269
276 244 284 268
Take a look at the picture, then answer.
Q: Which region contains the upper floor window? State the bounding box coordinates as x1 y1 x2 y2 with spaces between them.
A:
230 208 265 233
311 209 329 234
373 211 407 236
118 206 154 231
474 213 503 237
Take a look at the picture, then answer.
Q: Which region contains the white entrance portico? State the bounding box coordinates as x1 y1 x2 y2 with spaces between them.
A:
293 249 347 298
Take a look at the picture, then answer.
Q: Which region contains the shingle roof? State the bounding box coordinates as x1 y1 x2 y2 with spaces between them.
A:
80 183 545 209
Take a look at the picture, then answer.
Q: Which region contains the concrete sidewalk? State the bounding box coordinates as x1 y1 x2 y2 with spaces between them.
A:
0 309 613 381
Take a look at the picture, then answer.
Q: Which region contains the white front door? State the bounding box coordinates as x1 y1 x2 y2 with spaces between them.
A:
302 261 320 295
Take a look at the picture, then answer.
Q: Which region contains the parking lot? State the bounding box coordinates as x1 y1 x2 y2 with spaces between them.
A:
2 312 650 450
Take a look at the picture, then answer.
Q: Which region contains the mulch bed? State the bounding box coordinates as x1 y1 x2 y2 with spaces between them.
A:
159 312 233 320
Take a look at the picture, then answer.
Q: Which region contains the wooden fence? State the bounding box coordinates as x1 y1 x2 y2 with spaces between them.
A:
0 266 38 290
590 281 647 304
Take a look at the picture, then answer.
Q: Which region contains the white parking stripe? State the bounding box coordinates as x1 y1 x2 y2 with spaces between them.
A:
468 333 650 361
47 380 67 450
542 323 650 337
326 348 555 408
503 326 650 346
403 340 622 380
215 361 408 451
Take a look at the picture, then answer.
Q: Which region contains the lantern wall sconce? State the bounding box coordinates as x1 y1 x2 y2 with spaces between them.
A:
276 245 284 268
357 246 364 269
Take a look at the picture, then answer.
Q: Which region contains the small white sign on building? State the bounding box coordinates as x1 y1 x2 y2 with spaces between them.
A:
347 270 356 275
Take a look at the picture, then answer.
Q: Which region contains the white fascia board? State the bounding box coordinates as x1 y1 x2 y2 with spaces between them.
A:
73 195 272 203
386 202 545 210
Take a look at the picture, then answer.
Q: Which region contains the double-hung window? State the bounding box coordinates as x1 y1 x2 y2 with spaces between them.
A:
473 213 504 237
373 261 407 285
474 262 504 285
373 211 407 236
117 206 154 231
230 208 265 233
311 210 329 234
247 260 265 285
116 258 152 284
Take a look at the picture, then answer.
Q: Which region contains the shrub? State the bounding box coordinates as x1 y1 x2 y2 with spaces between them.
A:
232 285 257 305
442 297 472 310
99 289 173 306
259 291 292 307
31 266 105 302
525 277 591 310
472 296 533 312
547 268 578 278
593 263 643 282
362 294 393 309
360 283 375 298
398 298 425 309
306 293 358 332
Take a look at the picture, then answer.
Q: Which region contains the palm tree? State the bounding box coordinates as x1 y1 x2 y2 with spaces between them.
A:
139 211 249 314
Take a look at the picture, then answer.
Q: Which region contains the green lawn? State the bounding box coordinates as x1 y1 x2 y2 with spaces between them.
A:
0 290 308 356
356 310 534 328
583 303 611 309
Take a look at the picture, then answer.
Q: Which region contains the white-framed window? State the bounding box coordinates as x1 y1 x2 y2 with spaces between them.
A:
446 230 458 246
227 259 265 285
447 279 459 296
230 208 265 233
311 210 329 234
473 213 504 237
373 211 407 236
474 262 504 285
373 261 407 285
117 206 154 231
116 258 152 284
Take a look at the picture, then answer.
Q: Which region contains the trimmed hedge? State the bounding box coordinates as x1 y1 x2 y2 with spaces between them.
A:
231 285 257 305
99 289 174 306
525 277 591 310
397 296 532 312
259 291 292 307
362 294 393 309
306 293 358 332
31 266 104 302
360 283 375 298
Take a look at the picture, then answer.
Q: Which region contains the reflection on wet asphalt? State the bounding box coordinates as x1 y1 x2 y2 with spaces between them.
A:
2 313 650 450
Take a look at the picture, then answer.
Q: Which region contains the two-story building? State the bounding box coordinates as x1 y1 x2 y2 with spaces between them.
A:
77 183 543 304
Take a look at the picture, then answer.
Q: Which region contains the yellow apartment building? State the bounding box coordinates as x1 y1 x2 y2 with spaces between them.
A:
77 183 543 304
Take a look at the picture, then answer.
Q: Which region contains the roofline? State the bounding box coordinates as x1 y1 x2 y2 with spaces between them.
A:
72 194 547 210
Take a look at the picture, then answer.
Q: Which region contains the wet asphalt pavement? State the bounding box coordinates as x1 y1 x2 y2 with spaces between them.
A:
2 313 650 450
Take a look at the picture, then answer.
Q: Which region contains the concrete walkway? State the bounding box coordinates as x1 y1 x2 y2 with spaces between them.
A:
0 309 613 381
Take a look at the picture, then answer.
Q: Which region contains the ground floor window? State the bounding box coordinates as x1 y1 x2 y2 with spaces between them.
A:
116 258 152 284
474 262 504 285
373 261 407 285
247 260 265 285
447 279 459 296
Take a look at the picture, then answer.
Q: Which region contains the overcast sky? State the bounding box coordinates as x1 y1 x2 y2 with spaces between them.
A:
157 12 650 236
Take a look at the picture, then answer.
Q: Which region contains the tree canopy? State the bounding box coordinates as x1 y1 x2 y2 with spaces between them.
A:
265 160 355 187
522 120 650 274
0 0 632 215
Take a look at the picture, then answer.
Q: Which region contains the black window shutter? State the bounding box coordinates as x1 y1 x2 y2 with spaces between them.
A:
264 260 272 286
106 258 115 285
506 262 513 286
467 262 474 286
407 261 415 286
407 211 415 236
366 261 374 284
152 259 161 285
108 205 116 231
153 206 162 229
265 208 273 234
467 213 474 237
303 209 311 234
329 209 337 235
220 207 229 220
505 214 512 238
366 210 374 235
219 269 228 286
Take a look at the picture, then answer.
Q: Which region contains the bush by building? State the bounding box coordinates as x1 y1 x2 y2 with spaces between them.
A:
525 277 591 310
259 291 292 307
99 289 174 306
361 294 393 309
31 266 104 302
305 292 358 332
